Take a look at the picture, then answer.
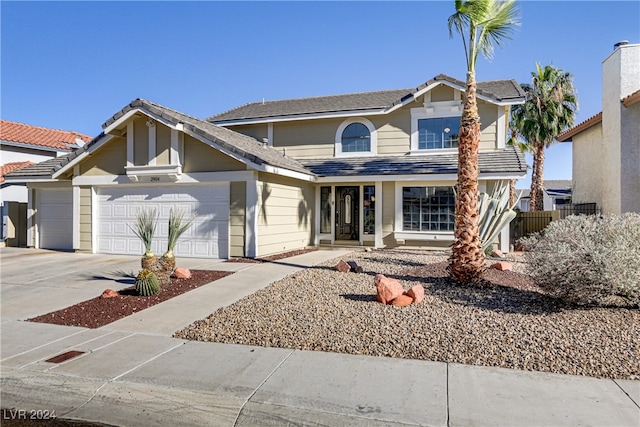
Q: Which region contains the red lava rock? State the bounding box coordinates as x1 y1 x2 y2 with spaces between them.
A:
335 260 351 273
173 268 191 279
374 274 403 304
490 262 512 271
406 285 425 304
100 289 118 299
391 294 413 307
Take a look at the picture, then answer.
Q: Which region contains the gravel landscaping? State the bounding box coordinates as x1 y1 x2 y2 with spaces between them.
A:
175 249 639 380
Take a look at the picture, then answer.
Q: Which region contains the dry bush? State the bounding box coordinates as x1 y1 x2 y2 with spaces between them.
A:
521 213 640 307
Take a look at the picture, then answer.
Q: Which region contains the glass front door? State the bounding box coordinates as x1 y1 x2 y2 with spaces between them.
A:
336 186 359 240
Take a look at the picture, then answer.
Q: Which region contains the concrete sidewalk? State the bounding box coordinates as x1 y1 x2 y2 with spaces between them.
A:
1 248 639 426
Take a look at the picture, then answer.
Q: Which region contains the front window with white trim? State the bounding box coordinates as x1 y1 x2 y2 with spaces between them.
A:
402 186 455 232
335 118 376 157
411 101 462 153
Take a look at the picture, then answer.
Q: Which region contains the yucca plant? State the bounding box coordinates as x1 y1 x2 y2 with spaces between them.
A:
478 183 520 252
135 268 159 296
159 207 195 274
128 208 159 269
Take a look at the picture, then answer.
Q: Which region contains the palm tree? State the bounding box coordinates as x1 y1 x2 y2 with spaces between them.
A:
510 64 578 211
447 0 520 283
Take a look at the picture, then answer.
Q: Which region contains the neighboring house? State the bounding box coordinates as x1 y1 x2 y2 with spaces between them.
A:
518 180 572 212
0 120 90 246
557 42 639 215
5 74 526 258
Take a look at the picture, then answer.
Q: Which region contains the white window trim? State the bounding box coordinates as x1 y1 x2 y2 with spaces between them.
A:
410 102 463 155
335 117 377 158
394 181 456 238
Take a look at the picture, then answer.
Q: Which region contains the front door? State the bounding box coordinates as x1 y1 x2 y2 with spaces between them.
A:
336 186 359 241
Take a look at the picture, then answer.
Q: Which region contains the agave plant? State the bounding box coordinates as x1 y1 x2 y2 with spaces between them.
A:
128 207 159 269
478 183 521 252
159 207 196 273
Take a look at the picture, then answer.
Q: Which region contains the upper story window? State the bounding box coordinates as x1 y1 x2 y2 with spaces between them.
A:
335 117 376 157
342 123 371 153
418 117 460 149
411 101 463 153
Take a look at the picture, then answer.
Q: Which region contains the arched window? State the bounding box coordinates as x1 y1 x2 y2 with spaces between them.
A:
335 118 376 157
341 123 371 153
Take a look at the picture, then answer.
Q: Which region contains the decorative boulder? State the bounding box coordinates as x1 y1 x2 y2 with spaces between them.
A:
406 285 425 304
173 267 191 279
101 289 118 299
391 294 413 307
374 274 403 304
335 260 351 273
490 262 512 271
347 261 363 273
491 249 505 258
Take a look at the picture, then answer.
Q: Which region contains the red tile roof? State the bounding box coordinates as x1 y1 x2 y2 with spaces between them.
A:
0 161 35 183
0 119 91 151
556 112 603 142
622 89 640 107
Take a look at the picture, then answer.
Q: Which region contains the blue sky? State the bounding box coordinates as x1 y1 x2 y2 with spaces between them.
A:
1 1 638 189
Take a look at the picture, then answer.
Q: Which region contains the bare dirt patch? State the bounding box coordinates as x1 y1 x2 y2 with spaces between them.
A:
28 270 232 329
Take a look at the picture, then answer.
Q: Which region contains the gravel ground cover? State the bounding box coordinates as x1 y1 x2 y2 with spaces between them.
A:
175 249 639 380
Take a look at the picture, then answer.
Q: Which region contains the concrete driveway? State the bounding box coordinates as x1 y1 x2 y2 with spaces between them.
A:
0 247 234 321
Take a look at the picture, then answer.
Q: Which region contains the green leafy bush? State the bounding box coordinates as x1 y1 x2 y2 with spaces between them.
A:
521 213 640 307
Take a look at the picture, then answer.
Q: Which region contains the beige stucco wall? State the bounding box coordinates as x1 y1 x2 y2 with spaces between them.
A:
182 135 247 173
621 101 640 213
572 124 604 207
229 181 246 257
79 186 92 251
257 173 314 256
79 137 127 176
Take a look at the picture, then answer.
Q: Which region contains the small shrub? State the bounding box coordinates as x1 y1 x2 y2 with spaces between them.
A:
521 213 640 307
136 269 160 297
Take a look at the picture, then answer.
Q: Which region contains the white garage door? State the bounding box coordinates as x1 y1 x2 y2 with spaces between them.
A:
97 184 229 258
38 187 73 250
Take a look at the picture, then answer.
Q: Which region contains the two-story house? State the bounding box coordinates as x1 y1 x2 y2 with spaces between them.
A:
5 74 526 258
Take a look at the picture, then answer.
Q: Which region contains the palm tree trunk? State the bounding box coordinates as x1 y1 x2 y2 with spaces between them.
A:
509 179 516 207
449 72 485 283
529 143 546 211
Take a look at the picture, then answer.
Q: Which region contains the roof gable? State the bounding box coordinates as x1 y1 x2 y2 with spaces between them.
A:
0 119 91 151
208 74 525 124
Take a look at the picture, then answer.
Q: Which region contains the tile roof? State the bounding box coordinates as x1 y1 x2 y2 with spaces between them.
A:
556 112 603 142
0 161 35 183
299 146 527 178
5 99 313 180
622 89 640 107
0 119 91 151
208 74 525 122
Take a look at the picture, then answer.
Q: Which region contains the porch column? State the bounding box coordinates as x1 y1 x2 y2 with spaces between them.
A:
72 185 80 250
245 172 259 258
375 181 383 248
